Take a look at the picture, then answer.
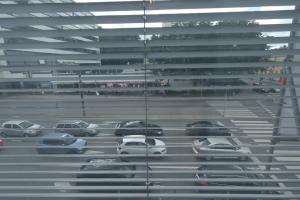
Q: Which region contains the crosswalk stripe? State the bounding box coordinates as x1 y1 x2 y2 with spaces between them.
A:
285 166 300 170
150 166 198 170
231 120 269 123
217 109 255 112
253 139 270 143
224 115 258 118
275 157 300 162
236 124 273 127
243 130 273 134
85 150 105 154
274 150 300 154
240 127 273 130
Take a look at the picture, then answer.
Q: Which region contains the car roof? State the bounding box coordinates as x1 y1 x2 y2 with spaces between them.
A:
192 120 224 126
43 132 70 138
205 137 232 145
57 120 83 124
200 165 243 171
122 135 146 143
123 120 143 126
3 120 27 125
81 158 135 171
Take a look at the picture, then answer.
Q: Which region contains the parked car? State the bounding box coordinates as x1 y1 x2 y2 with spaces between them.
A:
0 120 43 137
54 120 98 137
252 83 280 94
185 120 231 136
115 120 163 137
192 137 250 160
75 158 159 194
117 135 167 157
195 165 283 196
37 132 87 154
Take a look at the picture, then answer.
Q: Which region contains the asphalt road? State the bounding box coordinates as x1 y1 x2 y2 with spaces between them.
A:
0 92 299 200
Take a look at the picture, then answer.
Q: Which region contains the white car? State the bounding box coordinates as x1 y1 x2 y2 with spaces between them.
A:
192 137 251 161
117 135 167 156
1 120 43 137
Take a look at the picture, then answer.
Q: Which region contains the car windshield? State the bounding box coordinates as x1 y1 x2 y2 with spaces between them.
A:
76 121 89 128
19 121 34 128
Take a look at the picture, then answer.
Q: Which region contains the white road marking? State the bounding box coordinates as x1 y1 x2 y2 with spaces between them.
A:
240 127 273 130
243 130 273 134
54 182 70 192
150 166 198 170
275 157 300 162
237 124 273 127
223 115 258 118
274 150 300 154
253 139 270 143
97 133 114 136
285 166 300 170
85 150 105 154
231 120 269 123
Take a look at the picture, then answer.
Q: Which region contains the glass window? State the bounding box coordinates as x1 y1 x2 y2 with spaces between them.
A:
19 121 33 128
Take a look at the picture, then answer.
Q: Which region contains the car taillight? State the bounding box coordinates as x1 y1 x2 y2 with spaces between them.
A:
195 146 203 153
199 181 208 186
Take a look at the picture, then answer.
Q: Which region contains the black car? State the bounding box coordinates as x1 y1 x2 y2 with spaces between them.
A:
75 158 158 195
115 120 163 137
186 120 231 136
195 165 282 197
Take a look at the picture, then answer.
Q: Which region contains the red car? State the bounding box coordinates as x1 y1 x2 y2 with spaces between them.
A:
0 138 4 150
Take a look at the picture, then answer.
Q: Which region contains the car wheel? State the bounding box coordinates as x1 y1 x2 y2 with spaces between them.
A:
120 151 129 160
0 132 6 137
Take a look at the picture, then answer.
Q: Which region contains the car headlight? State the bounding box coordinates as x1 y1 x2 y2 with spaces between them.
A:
90 129 97 133
26 129 37 134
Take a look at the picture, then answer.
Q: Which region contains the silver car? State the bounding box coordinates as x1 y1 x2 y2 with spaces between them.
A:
117 135 167 156
1 120 43 137
54 120 98 137
192 137 251 161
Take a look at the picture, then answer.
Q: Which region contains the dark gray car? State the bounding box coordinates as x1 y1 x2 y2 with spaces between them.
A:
186 120 231 136
115 120 163 137
37 132 87 154
75 158 159 197
195 165 283 198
